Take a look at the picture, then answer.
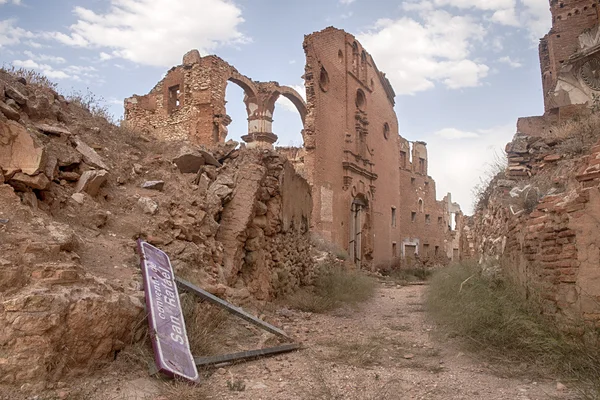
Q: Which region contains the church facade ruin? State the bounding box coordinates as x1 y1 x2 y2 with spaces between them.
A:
124 27 463 269
518 0 600 136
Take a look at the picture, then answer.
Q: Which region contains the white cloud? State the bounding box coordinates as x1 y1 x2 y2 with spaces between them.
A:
12 59 70 79
402 0 551 41
25 41 42 48
45 0 248 67
358 11 489 94
340 0 355 4
99 52 113 61
23 50 66 64
434 127 479 139
432 0 515 11
499 55 522 68
0 0 22 5
427 123 515 214
520 0 551 41
0 19 34 48
12 58 101 82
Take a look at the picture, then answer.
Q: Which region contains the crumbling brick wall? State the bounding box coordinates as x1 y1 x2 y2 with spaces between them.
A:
540 0 600 111
474 133 600 324
125 28 464 271
302 27 461 268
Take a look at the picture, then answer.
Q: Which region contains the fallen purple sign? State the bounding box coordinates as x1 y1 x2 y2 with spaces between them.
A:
136 239 199 383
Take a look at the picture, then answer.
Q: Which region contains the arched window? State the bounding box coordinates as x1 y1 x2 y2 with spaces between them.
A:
418 199 424 213
356 89 366 110
360 51 368 82
352 42 359 76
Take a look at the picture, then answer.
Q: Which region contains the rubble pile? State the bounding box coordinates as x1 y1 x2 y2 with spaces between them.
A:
0 69 314 389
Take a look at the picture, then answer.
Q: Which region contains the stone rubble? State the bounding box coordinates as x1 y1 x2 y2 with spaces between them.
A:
0 65 317 392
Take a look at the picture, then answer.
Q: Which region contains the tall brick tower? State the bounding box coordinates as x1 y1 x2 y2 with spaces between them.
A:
539 0 600 114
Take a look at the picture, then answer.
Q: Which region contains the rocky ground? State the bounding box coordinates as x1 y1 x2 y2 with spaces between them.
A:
50 282 574 400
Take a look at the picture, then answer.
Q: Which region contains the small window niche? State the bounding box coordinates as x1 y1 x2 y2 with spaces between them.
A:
383 123 390 140
418 157 426 174
356 89 366 110
425 214 431 224
392 242 397 258
400 151 407 168
319 66 330 92
168 84 181 113
411 211 416 222
391 206 397 227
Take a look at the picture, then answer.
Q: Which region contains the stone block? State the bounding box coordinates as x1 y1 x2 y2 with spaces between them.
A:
74 169 108 196
0 120 46 176
0 101 19 121
9 172 50 190
5 85 27 105
74 137 109 170
173 148 204 173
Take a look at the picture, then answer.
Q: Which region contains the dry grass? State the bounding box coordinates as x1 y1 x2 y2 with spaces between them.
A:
65 88 115 123
322 336 386 367
161 380 209 400
0 64 58 90
427 261 600 399
381 266 432 285
283 263 376 313
550 113 600 156
180 293 230 357
472 150 508 212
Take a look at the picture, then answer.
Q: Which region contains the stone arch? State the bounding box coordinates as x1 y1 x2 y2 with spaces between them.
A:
218 71 259 143
263 85 308 147
267 86 307 125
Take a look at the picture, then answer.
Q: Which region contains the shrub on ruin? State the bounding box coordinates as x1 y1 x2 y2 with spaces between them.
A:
427 261 600 398
472 150 508 212
180 292 229 356
65 88 115 123
0 63 58 90
551 113 600 156
377 257 432 285
284 263 376 313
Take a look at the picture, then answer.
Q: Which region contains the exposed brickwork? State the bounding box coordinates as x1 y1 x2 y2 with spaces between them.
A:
302 28 462 267
124 27 464 270
534 0 600 120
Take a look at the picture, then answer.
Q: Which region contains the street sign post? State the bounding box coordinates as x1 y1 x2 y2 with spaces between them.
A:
137 240 199 383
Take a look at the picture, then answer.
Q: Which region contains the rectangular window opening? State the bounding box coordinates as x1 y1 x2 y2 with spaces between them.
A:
168 84 181 113
391 207 397 228
411 211 416 222
425 214 431 224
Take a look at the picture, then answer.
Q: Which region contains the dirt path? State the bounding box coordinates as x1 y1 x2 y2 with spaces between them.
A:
84 282 576 400
196 282 573 400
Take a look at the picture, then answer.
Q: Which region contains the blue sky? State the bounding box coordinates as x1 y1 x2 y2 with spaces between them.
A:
0 0 552 213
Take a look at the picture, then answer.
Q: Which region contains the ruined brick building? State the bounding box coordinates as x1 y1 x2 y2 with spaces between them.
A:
472 1 600 324
124 27 463 269
519 0 600 136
